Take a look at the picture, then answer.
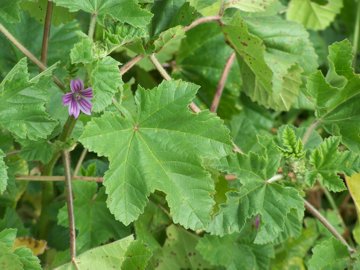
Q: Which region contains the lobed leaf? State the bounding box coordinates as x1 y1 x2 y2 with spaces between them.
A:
80 80 232 230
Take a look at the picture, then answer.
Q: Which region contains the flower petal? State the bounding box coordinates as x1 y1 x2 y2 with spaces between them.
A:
69 99 80 119
78 98 92 115
70 79 84 93
80 87 93 98
62 93 73 105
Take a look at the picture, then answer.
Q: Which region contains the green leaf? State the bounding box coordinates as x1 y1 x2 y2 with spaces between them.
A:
0 229 42 270
224 0 277 12
0 0 21 23
209 139 304 243
307 238 349 270
0 149 8 194
90 57 123 112
155 225 212 269
306 136 360 192
278 126 305 158
70 38 123 112
306 40 360 152
0 58 57 140
58 181 130 252
197 233 274 270
55 235 152 270
18 140 55 163
175 23 242 119
222 10 317 111
80 80 232 230
287 0 343 30
21 0 75 26
271 219 319 269
52 0 153 28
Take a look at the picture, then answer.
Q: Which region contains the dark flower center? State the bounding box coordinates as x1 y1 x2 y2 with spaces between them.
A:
74 92 82 101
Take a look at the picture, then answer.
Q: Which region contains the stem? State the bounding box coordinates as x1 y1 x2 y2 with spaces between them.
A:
302 119 321 145
323 188 347 231
120 55 144 75
184 15 221 32
88 13 97 39
266 174 284 184
16 175 103 182
62 151 76 260
353 0 360 68
210 52 236 112
149 53 201 113
0 23 66 91
304 200 355 253
40 1 53 64
73 149 87 176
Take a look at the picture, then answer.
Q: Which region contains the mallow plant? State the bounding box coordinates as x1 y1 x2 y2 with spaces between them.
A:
0 0 360 269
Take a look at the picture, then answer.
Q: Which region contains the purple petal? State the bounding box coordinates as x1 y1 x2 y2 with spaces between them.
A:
80 87 93 98
78 98 92 115
70 79 84 93
69 99 80 119
62 93 73 105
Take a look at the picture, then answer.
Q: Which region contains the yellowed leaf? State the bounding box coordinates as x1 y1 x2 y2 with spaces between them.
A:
346 173 360 214
13 237 47 256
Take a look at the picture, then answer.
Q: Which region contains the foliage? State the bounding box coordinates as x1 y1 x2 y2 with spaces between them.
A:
0 0 360 269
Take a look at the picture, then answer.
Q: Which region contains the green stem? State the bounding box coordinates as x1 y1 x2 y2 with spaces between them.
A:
88 13 97 39
353 0 360 68
323 188 347 231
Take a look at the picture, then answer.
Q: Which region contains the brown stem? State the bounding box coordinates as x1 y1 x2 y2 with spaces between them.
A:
62 151 77 260
184 15 221 32
16 175 103 182
120 55 144 75
40 1 53 64
73 149 87 176
0 23 66 91
210 52 236 112
149 53 201 113
304 199 355 253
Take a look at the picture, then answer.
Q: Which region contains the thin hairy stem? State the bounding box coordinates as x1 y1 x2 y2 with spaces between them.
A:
40 1 53 64
302 120 321 145
304 200 355 253
88 13 97 39
184 15 221 32
211 52 236 112
149 53 201 113
353 0 360 67
0 23 66 91
120 55 144 75
62 151 77 260
73 149 87 176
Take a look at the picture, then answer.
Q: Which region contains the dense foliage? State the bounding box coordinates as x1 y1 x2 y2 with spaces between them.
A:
0 0 360 269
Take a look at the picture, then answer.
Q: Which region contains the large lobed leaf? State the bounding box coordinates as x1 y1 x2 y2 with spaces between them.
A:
0 58 57 140
222 10 317 111
306 39 360 152
80 80 232 230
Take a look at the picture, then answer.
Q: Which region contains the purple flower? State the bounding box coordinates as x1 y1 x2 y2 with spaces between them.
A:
62 79 93 119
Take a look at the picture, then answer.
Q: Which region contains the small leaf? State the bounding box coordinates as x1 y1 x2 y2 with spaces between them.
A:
52 0 153 28
287 0 343 30
307 238 349 270
0 58 57 140
55 235 152 270
0 149 8 194
306 137 360 192
0 0 21 23
197 233 274 270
